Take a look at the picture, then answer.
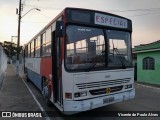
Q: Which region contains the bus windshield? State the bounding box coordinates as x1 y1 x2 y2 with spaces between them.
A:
65 25 132 71
107 30 131 69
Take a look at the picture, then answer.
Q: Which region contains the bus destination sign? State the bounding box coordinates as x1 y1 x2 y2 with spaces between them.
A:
95 13 128 29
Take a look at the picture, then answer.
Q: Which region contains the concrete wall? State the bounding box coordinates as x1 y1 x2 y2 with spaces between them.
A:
0 45 8 84
137 51 160 85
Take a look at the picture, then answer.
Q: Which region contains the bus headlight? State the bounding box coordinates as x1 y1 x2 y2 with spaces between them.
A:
74 91 87 98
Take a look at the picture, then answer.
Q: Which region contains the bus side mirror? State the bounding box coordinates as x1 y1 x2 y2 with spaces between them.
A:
55 21 64 37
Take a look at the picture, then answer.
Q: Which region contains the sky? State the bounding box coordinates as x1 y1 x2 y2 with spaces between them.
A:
0 0 160 47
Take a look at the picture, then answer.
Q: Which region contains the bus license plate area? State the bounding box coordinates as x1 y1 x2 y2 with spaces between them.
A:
103 97 114 104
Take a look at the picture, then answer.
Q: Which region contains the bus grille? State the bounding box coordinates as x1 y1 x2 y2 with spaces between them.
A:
89 85 123 95
76 78 130 89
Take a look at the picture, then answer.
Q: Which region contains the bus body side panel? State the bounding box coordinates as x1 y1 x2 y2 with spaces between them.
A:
40 57 52 80
25 58 42 91
40 57 53 101
27 68 42 90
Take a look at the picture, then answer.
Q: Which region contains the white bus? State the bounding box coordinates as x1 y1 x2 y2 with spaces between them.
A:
24 7 135 114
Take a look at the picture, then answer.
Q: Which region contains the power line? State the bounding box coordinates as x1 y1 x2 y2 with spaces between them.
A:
35 11 53 19
108 7 160 12
22 0 26 4
25 4 62 10
128 11 160 17
24 3 160 14
23 4 160 19
21 20 48 23
106 8 160 18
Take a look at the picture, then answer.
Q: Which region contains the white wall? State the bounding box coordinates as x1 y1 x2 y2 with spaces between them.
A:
0 45 8 82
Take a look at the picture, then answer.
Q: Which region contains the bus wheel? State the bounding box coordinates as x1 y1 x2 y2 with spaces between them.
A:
26 76 30 82
42 78 51 107
26 73 30 82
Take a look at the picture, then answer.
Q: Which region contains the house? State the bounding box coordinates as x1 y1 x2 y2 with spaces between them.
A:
133 40 160 85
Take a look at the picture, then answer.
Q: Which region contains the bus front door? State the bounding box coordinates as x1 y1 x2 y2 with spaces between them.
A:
52 31 63 107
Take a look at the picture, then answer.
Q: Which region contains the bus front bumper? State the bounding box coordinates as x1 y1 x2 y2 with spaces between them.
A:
63 89 135 114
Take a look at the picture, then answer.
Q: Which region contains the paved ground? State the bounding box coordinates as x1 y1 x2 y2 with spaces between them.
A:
0 65 45 120
0 73 4 89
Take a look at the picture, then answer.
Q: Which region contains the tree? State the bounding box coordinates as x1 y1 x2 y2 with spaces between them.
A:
1 41 22 59
0 42 3 46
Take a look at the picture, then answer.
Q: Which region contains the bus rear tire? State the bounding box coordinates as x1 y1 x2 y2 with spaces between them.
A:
25 68 30 82
26 74 30 82
26 76 30 82
45 96 52 107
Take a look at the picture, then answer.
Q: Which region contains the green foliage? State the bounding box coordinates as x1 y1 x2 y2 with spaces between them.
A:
0 41 22 58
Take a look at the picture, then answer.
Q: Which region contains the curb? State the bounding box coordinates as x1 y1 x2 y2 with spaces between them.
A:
0 72 5 89
135 82 160 90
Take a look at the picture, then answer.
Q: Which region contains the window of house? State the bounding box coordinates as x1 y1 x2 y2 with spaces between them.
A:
143 57 155 70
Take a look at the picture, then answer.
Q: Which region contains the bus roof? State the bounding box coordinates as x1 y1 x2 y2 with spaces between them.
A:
25 7 132 45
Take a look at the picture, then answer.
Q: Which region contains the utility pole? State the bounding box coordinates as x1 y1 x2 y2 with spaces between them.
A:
11 36 18 64
16 0 22 76
16 0 40 76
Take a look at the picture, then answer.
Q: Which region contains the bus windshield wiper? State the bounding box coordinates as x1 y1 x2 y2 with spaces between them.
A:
85 52 105 72
113 48 126 69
